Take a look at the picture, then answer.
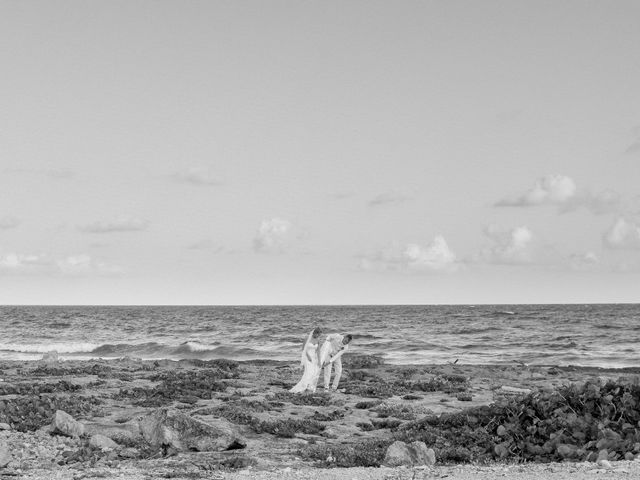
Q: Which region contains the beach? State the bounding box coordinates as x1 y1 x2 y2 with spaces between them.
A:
2 355 640 479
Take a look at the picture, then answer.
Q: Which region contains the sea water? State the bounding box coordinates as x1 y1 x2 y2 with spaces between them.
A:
0 304 637 367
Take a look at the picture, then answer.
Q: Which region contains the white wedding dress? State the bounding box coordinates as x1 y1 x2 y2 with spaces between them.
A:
290 338 320 393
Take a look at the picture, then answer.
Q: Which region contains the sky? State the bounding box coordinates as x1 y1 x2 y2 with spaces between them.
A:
1 0 640 305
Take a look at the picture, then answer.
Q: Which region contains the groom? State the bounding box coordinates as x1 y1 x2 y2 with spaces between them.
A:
319 333 352 391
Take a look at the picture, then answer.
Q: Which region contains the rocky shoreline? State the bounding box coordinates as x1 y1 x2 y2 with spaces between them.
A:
1 355 640 479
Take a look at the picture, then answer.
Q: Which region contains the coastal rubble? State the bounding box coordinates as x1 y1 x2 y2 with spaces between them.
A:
1 357 640 478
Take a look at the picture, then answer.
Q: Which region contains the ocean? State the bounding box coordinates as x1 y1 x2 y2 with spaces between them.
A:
0 304 637 368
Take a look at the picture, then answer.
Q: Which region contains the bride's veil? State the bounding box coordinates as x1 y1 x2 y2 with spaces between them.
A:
300 328 317 367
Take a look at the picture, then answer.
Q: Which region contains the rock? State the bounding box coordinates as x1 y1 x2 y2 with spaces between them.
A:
0 423 10 431
0 442 11 468
51 410 85 438
383 441 436 467
597 449 609 462
456 393 472 401
84 424 139 446
496 425 507 437
597 459 612 469
119 447 140 459
625 452 635 461
139 408 246 452
557 443 580 459
89 434 119 451
498 386 532 395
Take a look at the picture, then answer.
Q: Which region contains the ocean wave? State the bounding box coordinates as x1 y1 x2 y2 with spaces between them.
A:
0 342 100 353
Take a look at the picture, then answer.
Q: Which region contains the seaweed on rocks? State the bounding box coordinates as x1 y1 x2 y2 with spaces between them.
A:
372 402 431 420
343 379 407 399
0 380 81 395
117 369 235 406
254 417 325 437
410 375 469 394
354 400 382 409
343 354 385 369
300 438 393 467
395 378 640 464
343 372 470 399
28 363 114 378
0 394 102 432
183 359 240 372
205 402 325 438
268 391 335 407
309 409 345 422
371 418 403 429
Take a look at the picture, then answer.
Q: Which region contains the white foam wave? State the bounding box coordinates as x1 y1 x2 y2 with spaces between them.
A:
0 342 100 353
182 341 217 352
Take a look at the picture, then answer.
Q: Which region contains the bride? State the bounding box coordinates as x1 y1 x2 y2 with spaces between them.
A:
290 327 322 393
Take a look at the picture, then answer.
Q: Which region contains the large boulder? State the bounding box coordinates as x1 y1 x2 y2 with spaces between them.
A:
139 408 246 452
383 440 436 467
51 410 85 437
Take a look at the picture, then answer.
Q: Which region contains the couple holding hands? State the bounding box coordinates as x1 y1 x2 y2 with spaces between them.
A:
290 327 352 393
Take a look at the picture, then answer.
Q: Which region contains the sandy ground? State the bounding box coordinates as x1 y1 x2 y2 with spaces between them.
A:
1 356 639 479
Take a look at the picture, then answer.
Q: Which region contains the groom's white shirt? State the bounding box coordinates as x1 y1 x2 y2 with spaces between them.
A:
319 333 348 389
319 333 347 365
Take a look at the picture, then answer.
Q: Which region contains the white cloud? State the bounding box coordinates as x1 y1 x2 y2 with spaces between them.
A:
567 251 600 271
0 216 20 229
56 255 123 276
474 225 534 264
495 175 633 215
172 167 222 186
186 239 226 253
625 138 640 155
4 168 74 179
78 216 148 233
0 252 52 274
603 218 640 250
495 174 577 207
368 192 411 207
560 189 623 215
187 239 215 250
253 218 297 254
0 251 122 276
360 236 458 273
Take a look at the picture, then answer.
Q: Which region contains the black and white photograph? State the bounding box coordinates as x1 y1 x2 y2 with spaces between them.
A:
1 1 640 479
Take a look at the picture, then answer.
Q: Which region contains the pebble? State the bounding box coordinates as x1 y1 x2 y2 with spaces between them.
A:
597 459 612 469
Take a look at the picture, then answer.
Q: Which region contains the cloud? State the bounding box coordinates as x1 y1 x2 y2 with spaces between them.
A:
495 175 633 215
4 168 74 179
78 216 148 233
56 255 123 276
560 189 624 215
0 216 20 230
474 225 534 264
360 236 458 273
0 251 122 276
172 167 223 186
0 252 52 274
603 218 640 250
330 192 354 200
186 239 226 253
368 192 411 207
567 251 600 271
625 139 640 155
495 174 577 207
253 218 297 254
